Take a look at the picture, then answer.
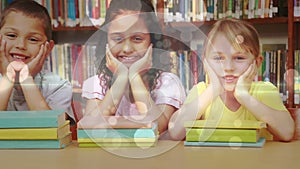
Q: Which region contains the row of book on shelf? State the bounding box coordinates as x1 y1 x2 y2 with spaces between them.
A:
0 109 268 148
43 43 98 89
45 43 298 104
0 0 112 27
0 0 160 28
164 0 288 22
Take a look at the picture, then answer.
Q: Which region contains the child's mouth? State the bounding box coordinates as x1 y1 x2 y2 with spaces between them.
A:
223 76 237 83
12 54 28 61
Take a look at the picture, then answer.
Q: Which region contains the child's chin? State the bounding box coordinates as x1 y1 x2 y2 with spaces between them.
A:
223 85 235 91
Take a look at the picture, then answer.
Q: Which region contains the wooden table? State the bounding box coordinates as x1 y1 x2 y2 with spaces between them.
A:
0 141 300 169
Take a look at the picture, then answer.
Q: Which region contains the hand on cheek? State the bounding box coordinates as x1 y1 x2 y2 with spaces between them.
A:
105 44 128 75
6 61 26 83
204 59 223 97
129 44 152 77
0 35 9 75
235 61 256 100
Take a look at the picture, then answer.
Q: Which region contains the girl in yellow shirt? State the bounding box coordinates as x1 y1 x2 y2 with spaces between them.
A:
168 18 294 142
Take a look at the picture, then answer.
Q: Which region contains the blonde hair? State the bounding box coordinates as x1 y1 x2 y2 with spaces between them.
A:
203 18 260 58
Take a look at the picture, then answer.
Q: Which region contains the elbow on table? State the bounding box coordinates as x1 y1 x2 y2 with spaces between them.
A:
278 124 295 142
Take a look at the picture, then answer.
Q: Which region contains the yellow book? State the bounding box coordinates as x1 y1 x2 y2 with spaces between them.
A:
0 121 70 140
78 141 157 148
77 137 157 143
184 120 267 129
186 128 261 143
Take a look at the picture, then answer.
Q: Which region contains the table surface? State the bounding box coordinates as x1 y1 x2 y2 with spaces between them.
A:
1 140 300 169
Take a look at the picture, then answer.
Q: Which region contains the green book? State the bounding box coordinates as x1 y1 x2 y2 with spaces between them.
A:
77 123 158 139
0 110 66 128
186 128 261 143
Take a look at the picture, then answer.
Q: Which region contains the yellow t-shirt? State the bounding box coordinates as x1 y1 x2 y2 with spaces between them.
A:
184 81 288 140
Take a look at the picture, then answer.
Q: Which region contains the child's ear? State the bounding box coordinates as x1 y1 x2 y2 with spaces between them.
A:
48 40 55 51
46 40 55 57
255 55 263 67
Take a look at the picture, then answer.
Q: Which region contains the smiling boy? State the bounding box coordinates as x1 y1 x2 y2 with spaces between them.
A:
0 0 74 121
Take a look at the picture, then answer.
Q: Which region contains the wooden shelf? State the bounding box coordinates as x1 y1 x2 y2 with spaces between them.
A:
53 26 99 32
294 17 300 22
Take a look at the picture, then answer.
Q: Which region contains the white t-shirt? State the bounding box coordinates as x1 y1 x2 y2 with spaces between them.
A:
82 72 186 116
0 72 74 120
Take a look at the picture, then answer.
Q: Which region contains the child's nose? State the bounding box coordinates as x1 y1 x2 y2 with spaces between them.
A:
15 38 26 50
223 60 234 71
122 39 133 54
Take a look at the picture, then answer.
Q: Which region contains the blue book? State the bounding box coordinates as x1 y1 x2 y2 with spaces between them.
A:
0 134 72 149
0 110 66 128
178 51 186 89
77 123 158 139
184 137 266 148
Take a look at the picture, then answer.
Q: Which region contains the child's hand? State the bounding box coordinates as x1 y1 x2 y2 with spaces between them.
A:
129 44 152 79
105 44 128 75
204 59 223 97
26 42 50 77
234 61 257 100
6 61 25 83
0 35 9 75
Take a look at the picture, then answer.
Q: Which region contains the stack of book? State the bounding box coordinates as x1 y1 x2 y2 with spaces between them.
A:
184 120 267 148
0 110 72 149
77 116 158 147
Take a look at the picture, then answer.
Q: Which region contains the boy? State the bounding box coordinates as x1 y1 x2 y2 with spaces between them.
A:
0 0 74 121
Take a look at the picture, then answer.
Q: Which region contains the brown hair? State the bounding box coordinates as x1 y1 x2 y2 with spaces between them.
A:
0 0 52 40
203 18 260 58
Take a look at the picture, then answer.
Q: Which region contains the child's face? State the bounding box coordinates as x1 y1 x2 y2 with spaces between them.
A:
107 12 151 67
206 33 255 91
0 12 48 64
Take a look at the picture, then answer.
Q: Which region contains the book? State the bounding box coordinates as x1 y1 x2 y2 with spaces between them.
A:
0 110 66 128
78 141 157 148
77 115 154 129
0 121 70 140
0 133 72 149
184 137 266 148
185 128 261 142
77 137 157 143
184 120 267 129
77 123 158 139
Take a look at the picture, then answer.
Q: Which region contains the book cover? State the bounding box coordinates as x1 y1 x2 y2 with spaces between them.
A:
0 121 70 140
78 141 157 148
184 120 267 129
77 122 158 139
0 110 66 128
77 137 157 143
0 133 72 149
77 116 154 129
184 137 266 148
185 128 260 142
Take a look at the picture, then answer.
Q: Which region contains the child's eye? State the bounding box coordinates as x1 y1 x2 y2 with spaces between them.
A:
5 33 17 39
234 56 247 61
213 55 224 61
132 36 144 42
29 37 39 42
112 36 124 43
